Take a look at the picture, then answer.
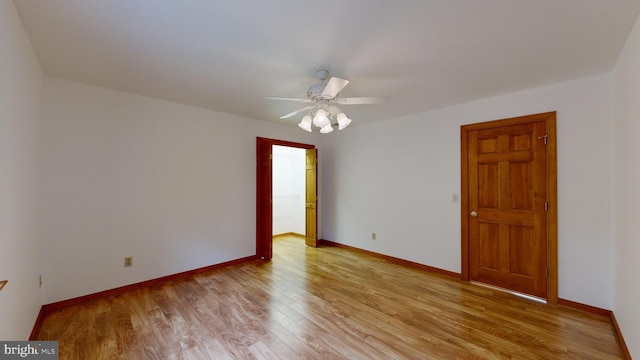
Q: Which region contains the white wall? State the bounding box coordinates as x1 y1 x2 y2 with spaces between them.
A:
272 146 305 236
320 74 614 309
39 77 316 303
0 0 43 339
612 10 640 358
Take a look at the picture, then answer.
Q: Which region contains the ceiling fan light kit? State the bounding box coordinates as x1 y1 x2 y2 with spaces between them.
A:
268 70 387 134
297 102 348 133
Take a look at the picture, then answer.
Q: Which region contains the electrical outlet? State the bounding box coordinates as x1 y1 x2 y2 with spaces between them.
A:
372 232 377 240
124 256 133 267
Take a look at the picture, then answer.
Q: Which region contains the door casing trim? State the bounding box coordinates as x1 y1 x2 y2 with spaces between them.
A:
256 137 315 260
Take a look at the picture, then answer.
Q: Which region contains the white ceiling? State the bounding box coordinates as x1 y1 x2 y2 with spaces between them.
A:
13 0 640 127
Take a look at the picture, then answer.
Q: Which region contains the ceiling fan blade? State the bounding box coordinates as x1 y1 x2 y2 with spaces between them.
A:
321 77 350 98
264 96 312 102
334 96 390 105
280 105 314 119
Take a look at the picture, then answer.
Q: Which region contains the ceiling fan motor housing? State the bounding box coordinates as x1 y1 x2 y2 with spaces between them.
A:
307 83 327 101
306 69 331 101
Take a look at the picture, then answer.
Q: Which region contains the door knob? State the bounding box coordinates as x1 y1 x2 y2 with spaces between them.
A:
470 210 478 217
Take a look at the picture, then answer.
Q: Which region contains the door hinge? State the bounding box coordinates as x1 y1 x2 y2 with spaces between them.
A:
269 154 273 160
537 134 548 145
546 268 549 278
544 202 548 211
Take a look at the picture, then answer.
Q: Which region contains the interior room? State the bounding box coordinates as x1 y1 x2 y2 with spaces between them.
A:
1 0 639 358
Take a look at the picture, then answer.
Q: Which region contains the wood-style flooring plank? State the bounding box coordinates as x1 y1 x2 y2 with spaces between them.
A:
35 235 623 359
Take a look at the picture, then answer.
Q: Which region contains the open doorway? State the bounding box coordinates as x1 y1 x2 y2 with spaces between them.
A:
272 145 306 238
256 137 316 260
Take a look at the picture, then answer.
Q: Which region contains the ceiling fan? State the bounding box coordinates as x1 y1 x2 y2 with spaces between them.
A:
266 70 388 133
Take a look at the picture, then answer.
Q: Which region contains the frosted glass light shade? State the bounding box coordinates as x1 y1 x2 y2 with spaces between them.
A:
313 109 327 127
337 113 351 130
298 115 312 132
320 124 334 133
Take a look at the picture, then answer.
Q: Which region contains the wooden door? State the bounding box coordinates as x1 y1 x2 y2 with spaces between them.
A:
305 149 318 247
256 138 316 260
256 138 273 260
461 113 557 301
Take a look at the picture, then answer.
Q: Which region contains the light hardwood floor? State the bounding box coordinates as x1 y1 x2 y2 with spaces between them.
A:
36 235 622 359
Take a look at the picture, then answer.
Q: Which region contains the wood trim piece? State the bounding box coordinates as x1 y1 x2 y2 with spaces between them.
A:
557 298 611 318
460 124 470 281
256 138 273 259
319 239 461 279
40 255 258 313
29 306 47 341
558 299 630 359
610 311 632 360
273 232 305 239
256 137 316 150
545 115 558 304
